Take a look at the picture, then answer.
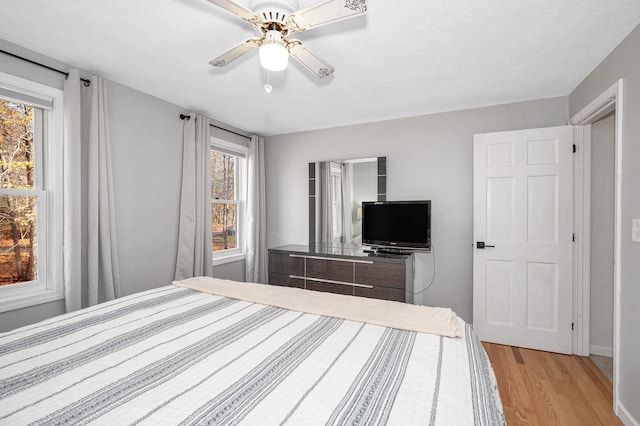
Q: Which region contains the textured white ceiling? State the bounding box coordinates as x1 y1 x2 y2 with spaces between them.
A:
0 0 639 136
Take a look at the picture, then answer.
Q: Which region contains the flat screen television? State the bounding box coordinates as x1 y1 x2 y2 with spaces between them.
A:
361 200 431 251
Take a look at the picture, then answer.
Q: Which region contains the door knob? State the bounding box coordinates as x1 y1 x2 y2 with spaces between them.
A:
476 241 495 249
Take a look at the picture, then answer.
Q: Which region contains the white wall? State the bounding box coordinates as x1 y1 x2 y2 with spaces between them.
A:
590 114 615 355
265 97 568 322
570 22 640 424
107 81 185 296
212 260 246 282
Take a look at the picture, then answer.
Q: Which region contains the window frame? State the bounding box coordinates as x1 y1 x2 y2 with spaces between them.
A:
0 71 64 313
210 137 248 266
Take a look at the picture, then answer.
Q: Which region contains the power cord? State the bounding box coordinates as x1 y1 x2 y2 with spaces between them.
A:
407 242 436 296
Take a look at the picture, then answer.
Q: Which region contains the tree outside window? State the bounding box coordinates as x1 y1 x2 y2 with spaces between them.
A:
0 99 38 285
211 149 239 253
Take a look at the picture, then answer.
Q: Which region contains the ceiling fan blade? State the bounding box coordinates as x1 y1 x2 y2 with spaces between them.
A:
287 41 335 78
206 0 262 25
209 38 263 67
288 0 367 32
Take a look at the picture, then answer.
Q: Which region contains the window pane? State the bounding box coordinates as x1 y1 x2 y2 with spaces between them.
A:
0 99 35 189
212 203 237 252
211 150 236 200
0 195 37 285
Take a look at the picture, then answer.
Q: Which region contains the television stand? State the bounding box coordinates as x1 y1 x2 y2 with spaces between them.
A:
365 246 432 256
375 248 411 255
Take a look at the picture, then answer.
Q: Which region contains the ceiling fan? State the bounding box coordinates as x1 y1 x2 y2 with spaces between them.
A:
206 0 367 78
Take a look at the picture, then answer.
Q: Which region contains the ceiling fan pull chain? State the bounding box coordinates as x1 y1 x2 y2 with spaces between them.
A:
264 70 273 94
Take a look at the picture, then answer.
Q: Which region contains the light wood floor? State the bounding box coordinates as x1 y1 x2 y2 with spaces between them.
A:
483 342 622 425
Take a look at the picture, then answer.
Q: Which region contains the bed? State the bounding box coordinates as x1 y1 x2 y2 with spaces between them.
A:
0 277 505 425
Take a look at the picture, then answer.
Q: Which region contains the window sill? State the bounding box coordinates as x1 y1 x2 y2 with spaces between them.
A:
0 286 64 313
212 253 246 267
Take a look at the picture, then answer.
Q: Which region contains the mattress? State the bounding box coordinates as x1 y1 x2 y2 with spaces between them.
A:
0 279 505 425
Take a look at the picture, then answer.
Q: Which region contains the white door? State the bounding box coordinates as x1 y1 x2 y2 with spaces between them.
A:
473 126 573 354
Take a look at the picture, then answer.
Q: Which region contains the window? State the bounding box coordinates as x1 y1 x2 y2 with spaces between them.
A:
0 72 63 312
0 99 41 285
210 138 247 264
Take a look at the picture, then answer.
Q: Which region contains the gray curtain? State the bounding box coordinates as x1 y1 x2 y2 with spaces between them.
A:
175 113 213 280
86 76 121 305
64 71 121 311
246 135 267 283
63 70 82 312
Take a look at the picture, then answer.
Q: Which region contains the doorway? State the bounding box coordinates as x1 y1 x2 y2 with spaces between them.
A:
569 79 623 412
589 112 615 382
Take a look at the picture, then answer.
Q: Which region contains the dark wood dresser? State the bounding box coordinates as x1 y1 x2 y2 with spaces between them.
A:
268 245 413 303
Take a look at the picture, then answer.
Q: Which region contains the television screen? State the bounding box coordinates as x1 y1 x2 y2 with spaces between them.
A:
362 201 431 250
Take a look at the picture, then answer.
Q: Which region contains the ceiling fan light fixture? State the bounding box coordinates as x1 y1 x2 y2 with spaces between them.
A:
259 30 289 71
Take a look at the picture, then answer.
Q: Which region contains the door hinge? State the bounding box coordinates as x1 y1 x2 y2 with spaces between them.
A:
572 322 574 330
573 144 576 153
572 233 575 242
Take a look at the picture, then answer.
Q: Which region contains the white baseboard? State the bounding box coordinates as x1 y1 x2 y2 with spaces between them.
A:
590 344 613 357
617 401 639 426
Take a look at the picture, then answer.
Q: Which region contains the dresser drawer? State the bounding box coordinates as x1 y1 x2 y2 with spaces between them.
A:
354 262 406 288
269 252 304 276
307 281 355 296
306 258 353 283
268 273 305 289
355 285 405 302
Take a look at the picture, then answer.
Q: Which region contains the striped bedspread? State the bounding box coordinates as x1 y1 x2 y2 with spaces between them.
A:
0 284 505 425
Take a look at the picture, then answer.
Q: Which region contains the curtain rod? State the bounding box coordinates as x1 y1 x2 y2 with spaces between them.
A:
0 48 91 86
179 113 251 140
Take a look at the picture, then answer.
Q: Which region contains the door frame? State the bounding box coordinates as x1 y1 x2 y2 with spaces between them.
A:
569 79 623 410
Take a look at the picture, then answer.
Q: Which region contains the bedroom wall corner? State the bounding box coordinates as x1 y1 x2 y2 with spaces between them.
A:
107 84 249 290
106 81 185 296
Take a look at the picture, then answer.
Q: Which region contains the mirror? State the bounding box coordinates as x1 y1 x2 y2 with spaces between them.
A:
309 157 386 246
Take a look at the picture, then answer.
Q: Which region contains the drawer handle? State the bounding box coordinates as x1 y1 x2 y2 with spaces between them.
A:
289 254 373 264
289 275 374 289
